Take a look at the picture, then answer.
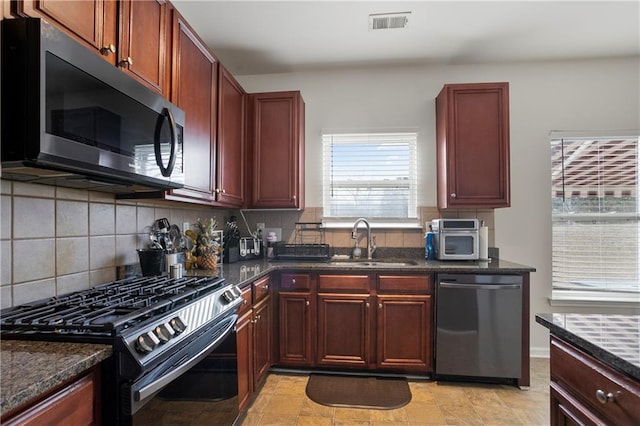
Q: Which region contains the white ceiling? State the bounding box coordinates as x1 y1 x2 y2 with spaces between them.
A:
171 1 640 76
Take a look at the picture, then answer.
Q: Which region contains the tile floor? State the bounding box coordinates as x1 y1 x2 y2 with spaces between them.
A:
135 358 550 425
240 358 550 426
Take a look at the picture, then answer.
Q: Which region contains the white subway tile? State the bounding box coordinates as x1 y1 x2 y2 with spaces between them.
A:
56 187 89 201
56 200 89 237
137 207 155 233
13 182 55 198
90 203 115 235
116 204 137 234
90 236 115 269
1 180 12 195
116 234 139 265
0 285 12 309
1 240 11 285
90 268 116 287
13 278 55 305
1 195 11 239
56 272 91 294
56 237 89 275
14 197 55 238
13 239 55 283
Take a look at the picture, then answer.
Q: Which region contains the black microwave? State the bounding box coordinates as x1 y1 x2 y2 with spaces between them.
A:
1 18 185 193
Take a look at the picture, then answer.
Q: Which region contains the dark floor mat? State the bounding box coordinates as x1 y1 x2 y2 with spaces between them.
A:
305 374 411 410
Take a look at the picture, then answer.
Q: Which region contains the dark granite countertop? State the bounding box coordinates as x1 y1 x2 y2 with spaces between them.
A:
0 340 112 416
189 257 536 288
536 313 640 381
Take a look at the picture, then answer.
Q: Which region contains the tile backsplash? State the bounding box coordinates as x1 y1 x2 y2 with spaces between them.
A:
0 180 495 308
0 180 226 308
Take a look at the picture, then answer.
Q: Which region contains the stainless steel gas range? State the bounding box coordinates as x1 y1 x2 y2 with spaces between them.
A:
0 275 243 425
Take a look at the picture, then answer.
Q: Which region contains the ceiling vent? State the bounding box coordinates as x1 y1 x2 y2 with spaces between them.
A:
368 12 411 30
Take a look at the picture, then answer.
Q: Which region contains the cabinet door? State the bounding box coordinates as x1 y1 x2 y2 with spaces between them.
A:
118 0 169 95
436 82 510 209
376 295 432 371
167 13 217 203
216 65 246 207
279 292 313 366
235 310 253 413
16 0 117 63
550 382 605 426
253 295 272 388
317 293 371 367
248 91 305 209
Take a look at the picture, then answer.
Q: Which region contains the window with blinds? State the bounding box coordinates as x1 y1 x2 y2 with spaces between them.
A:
322 132 418 220
550 134 639 302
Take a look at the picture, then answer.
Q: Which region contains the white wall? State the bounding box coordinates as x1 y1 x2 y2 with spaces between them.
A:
238 56 640 354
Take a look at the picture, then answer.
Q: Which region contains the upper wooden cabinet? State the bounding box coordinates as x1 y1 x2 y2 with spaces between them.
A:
117 0 170 95
216 65 246 207
16 0 170 96
166 12 218 204
435 82 511 209
248 91 305 209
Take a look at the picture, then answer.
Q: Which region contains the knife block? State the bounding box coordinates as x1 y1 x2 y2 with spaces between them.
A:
224 246 239 263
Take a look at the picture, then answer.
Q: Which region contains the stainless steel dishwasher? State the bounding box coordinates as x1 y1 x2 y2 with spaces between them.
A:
435 273 522 382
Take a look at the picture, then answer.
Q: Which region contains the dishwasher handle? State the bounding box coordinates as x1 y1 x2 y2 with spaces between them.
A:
439 282 522 290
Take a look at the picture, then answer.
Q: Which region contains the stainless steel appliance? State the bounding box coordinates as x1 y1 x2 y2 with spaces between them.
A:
0 275 243 425
1 18 185 193
435 273 522 383
239 236 262 260
431 218 479 260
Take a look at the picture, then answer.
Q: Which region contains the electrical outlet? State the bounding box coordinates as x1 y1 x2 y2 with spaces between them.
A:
183 222 190 232
256 222 265 233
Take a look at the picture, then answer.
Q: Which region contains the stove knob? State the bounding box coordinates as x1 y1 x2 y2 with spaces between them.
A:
136 331 160 353
222 289 237 303
154 323 175 343
169 317 187 334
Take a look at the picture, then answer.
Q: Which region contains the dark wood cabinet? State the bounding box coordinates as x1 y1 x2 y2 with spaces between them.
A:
1 368 99 426
248 91 305 209
252 295 272 388
279 292 313 366
16 0 170 95
376 295 432 370
435 82 510 209
117 0 170 96
216 65 246 207
235 308 253 413
549 337 640 426
166 12 218 204
316 292 372 368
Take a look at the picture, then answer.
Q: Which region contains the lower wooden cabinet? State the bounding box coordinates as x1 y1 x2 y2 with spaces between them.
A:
252 295 272 387
279 292 313 366
549 336 640 425
235 309 253 412
275 272 434 373
376 294 432 370
316 293 372 368
2 368 99 426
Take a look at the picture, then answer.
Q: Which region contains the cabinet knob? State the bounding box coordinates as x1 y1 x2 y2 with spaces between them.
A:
119 56 133 67
292 278 296 284
451 193 457 198
305 300 310 306
265 285 269 291
595 390 616 404
378 303 383 309
100 44 116 55
366 302 370 308
215 188 220 194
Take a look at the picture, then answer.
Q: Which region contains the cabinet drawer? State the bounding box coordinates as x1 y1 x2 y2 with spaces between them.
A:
318 274 370 291
238 285 252 315
253 276 271 303
551 337 640 425
378 275 432 293
280 273 312 290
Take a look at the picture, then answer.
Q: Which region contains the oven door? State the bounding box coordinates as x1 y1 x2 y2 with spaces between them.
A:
124 313 237 416
438 231 479 260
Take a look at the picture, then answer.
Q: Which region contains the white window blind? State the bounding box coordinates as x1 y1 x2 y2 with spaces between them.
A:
322 132 417 220
550 134 639 302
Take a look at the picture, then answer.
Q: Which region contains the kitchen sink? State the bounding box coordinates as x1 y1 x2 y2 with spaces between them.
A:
326 259 419 267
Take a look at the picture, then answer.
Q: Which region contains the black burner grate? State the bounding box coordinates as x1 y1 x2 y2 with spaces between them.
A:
0 275 225 336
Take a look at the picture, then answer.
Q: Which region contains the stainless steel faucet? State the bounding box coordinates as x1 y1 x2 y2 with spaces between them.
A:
351 218 376 260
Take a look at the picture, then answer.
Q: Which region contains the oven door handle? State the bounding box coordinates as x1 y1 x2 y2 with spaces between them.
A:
439 282 522 290
135 314 237 402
